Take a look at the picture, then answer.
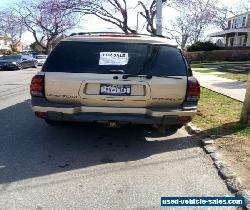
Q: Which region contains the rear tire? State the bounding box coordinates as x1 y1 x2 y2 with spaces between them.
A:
17 64 23 70
157 124 183 134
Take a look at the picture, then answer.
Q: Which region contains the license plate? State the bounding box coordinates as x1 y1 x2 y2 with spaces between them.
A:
100 84 131 96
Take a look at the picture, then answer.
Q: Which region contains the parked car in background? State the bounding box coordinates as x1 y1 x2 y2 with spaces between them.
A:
0 54 38 70
31 33 200 131
35 55 47 66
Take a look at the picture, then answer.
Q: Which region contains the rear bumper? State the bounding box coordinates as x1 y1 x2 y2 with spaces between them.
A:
31 98 197 125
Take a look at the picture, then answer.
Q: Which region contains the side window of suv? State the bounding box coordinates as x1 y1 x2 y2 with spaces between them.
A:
180 51 192 77
185 58 193 76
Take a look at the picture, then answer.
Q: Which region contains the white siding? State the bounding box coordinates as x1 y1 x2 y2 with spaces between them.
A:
0 39 11 50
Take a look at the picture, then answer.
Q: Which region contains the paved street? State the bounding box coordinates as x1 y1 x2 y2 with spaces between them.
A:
0 68 235 210
0 67 41 109
193 71 247 102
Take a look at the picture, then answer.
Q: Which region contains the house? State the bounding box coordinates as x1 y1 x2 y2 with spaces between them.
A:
0 36 11 50
13 42 25 52
209 12 250 47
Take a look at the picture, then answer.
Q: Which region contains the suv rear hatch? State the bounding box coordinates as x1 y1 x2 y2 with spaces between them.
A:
42 40 188 108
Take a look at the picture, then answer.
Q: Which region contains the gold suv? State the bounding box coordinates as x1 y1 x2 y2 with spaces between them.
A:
30 33 200 131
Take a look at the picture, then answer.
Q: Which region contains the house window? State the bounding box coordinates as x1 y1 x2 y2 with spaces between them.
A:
233 15 247 28
228 20 231 29
232 19 235 28
243 35 247 46
243 17 246 27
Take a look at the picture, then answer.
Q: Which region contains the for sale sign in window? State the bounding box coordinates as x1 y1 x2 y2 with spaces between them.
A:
99 52 129 66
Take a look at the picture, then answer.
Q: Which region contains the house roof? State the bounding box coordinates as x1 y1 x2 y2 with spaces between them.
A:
209 28 250 37
227 11 250 20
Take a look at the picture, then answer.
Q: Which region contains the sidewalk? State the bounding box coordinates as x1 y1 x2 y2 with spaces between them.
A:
193 71 247 102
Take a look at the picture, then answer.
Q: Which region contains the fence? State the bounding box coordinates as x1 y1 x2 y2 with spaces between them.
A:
184 49 250 62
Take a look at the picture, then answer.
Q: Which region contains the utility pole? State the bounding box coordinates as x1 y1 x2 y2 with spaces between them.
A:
156 0 162 36
136 12 140 33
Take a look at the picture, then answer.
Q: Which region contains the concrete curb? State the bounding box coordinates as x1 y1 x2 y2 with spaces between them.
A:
185 122 249 209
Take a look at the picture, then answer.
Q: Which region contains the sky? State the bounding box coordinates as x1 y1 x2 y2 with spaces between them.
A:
0 0 245 45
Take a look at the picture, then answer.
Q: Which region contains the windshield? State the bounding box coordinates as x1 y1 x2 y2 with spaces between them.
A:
43 41 187 76
35 55 47 59
1 55 21 60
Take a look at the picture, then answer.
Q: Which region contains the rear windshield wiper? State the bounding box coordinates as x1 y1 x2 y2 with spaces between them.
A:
122 74 153 79
122 74 183 80
109 70 125 74
153 75 183 80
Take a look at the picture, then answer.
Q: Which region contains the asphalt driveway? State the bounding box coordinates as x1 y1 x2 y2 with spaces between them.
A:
0 68 235 209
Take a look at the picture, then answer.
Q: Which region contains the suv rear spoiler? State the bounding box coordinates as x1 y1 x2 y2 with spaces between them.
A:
70 32 170 39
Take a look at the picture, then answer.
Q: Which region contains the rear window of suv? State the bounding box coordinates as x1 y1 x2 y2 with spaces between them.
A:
43 41 187 76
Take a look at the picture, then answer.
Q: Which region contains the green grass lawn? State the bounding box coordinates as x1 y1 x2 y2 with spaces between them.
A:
193 69 219 73
191 63 207 68
193 88 249 137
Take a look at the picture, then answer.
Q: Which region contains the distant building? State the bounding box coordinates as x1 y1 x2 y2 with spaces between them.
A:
0 36 11 50
209 12 250 47
13 42 26 52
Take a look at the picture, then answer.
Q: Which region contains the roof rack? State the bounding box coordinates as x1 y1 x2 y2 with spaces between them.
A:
70 32 168 38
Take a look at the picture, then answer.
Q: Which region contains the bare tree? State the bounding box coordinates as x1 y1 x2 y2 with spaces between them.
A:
241 73 250 124
138 0 180 35
165 14 193 49
0 9 24 51
234 0 250 13
64 0 174 35
63 0 136 34
165 0 225 48
213 7 229 30
16 0 79 53
183 0 223 43
138 0 161 35
88 0 136 33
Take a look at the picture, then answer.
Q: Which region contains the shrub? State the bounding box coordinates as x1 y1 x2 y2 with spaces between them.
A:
187 41 219 52
184 49 250 62
0 49 12 55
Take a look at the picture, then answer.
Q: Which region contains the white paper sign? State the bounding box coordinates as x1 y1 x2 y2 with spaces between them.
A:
99 52 129 66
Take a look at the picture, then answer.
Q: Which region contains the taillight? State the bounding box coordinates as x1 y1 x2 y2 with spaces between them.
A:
186 77 200 102
30 75 44 97
35 111 48 118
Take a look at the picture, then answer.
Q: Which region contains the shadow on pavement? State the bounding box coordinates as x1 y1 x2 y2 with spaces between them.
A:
0 100 199 184
197 121 249 138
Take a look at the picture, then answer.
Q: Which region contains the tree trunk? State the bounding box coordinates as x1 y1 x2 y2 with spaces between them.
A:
241 72 250 124
46 39 54 54
181 34 188 49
